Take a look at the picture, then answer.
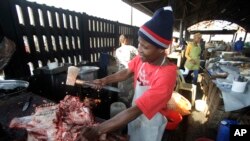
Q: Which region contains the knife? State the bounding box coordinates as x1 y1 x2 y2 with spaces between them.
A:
75 80 120 93
102 85 120 93
85 82 120 93
22 96 33 111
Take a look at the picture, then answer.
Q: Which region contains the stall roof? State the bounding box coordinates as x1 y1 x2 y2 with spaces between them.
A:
189 30 237 35
123 0 250 31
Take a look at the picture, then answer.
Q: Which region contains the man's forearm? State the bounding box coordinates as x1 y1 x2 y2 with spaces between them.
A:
103 69 132 84
97 106 142 134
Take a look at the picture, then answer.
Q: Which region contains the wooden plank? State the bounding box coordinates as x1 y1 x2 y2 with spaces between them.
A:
32 4 46 65
190 30 237 35
40 6 53 59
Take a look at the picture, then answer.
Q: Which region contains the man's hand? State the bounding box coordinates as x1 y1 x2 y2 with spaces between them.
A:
92 79 106 90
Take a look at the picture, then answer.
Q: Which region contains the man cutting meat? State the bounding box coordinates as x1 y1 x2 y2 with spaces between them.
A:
77 6 177 141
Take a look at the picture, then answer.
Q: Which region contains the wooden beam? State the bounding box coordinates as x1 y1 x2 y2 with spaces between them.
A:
190 30 237 35
122 0 154 16
132 0 161 4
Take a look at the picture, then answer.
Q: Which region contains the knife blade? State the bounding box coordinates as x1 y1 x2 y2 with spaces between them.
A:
76 80 120 93
22 96 33 111
102 85 120 93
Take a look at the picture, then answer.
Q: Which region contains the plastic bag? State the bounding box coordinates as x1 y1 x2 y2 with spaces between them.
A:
0 37 16 70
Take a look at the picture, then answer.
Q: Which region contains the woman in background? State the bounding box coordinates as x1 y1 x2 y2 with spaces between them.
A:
184 33 202 84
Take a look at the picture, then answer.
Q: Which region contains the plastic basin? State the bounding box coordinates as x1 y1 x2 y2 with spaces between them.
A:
162 110 183 130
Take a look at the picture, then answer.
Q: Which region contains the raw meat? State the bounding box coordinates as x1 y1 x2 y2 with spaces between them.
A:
10 95 94 141
9 95 128 141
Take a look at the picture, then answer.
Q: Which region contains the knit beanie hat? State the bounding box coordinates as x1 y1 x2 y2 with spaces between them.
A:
138 6 174 49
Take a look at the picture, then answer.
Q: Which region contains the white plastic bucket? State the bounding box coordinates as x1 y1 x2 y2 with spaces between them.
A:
110 102 126 118
47 62 58 70
231 80 247 93
195 100 207 112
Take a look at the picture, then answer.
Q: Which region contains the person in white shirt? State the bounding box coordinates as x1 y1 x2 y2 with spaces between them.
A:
115 34 138 107
116 34 138 70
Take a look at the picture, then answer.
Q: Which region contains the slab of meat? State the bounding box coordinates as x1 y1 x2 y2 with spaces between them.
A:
10 104 60 140
9 95 94 141
9 95 128 141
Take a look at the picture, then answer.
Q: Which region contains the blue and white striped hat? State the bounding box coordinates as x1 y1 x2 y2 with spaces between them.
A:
138 6 174 49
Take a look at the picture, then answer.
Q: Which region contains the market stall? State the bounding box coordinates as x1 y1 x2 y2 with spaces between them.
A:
200 51 250 128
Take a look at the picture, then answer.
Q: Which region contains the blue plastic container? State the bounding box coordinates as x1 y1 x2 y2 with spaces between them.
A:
216 119 239 141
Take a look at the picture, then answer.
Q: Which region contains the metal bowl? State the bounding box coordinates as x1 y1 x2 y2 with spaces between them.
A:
0 80 29 98
79 66 99 74
78 66 99 80
0 80 29 90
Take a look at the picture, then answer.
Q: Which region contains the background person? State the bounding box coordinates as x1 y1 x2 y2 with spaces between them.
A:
184 33 202 84
77 6 176 141
116 34 138 70
234 37 244 52
115 34 138 107
171 37 179 52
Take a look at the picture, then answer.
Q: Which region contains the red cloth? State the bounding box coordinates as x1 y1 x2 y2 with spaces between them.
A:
128 55 177 119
